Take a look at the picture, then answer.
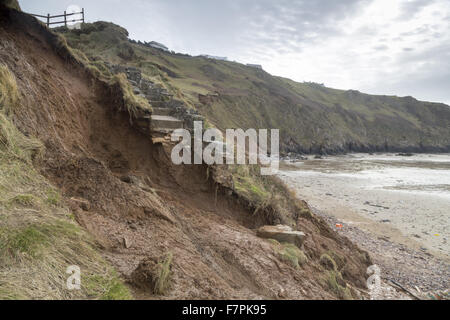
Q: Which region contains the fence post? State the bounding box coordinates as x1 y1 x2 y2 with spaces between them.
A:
82 8 85 23
47 13 50 27
64 11 67 27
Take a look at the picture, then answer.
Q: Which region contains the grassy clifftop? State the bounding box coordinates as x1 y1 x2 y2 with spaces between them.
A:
57 21 450 154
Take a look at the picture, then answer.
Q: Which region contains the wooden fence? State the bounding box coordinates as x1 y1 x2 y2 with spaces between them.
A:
26 9 85 28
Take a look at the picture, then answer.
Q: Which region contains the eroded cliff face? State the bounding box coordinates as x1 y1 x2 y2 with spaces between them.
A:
0 6 372 299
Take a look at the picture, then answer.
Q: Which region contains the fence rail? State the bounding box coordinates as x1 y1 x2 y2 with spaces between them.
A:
26 9 85 28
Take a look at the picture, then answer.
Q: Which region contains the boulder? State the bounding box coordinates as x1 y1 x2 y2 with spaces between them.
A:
123 237 132 249
257 225 306 248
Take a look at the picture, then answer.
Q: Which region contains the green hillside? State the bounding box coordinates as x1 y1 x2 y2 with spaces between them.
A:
58 22 450 154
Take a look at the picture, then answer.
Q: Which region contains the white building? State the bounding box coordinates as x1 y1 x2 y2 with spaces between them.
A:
148 41 169 52
246 64 263 70
200 55 228 61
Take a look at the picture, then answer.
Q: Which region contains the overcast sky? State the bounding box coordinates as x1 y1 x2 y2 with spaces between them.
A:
20 0 450 105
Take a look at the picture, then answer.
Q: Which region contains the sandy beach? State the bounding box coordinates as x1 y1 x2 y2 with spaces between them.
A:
279 153 450 293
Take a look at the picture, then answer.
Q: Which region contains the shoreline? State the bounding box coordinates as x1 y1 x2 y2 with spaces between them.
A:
278 156 450 293
311 203 449 293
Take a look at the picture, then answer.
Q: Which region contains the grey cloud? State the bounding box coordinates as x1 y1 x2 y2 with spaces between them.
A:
236 0 370 57
397 0 438 20
19 0 450 105
373 45 389 51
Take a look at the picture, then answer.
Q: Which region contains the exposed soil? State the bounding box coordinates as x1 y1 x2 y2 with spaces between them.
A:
0 7 374 299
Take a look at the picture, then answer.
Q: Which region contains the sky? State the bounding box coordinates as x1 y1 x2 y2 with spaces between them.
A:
20 0 450 105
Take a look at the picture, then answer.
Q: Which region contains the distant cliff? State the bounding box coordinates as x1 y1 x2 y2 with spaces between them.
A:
59 21 450 154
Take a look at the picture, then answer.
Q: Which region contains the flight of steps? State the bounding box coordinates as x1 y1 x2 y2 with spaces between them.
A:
106 64 204 143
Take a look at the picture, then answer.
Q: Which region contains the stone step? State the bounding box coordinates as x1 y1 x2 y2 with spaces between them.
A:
152 107 172 116
151 115 183 130
256 225 306 248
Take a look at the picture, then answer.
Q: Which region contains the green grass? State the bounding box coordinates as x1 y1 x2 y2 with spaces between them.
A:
319 254 338 271
56 21 450 153
110 73 152 119
0 64 19 115
7 194 36 207
0 225 49 259
319 253 352 299
154 252 173 295
323 270 353 300
45 188 60 206
232 165 270 203
269 240 308 269
85 274 133 300
224 163 312 226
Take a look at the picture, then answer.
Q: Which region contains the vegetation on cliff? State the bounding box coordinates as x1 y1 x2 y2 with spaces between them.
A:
57 22 450 154
0 64 131 299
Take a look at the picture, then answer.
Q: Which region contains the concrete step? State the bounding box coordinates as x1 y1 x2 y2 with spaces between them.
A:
152 107 172 116
151 115 183 130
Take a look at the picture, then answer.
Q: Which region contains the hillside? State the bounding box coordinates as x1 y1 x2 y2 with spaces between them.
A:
57 22 450 154
0 4 374 300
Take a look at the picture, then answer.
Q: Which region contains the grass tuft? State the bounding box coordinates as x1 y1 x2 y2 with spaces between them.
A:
0 113 44 162
0 64 44 162
269 240 308 269
324 270 353 300
85 273 133 300
320 253 338 271
110 73 152 120
8 194 36 207
225 163 313 226
0 64 19 115
320 252 352 299
154 252 173 295
45 188 60 206
0 225 48 260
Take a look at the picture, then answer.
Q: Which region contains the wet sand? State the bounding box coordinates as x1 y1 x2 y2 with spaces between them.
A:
278 153 450 292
